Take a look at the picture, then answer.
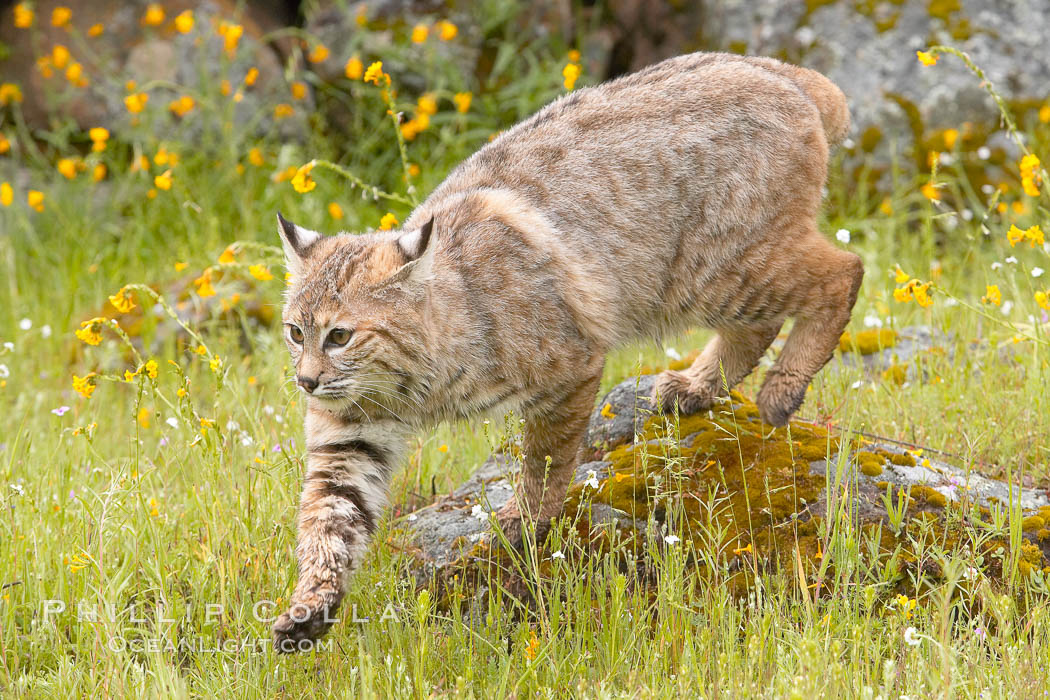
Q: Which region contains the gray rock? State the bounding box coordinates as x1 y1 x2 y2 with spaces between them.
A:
404 372 1050 578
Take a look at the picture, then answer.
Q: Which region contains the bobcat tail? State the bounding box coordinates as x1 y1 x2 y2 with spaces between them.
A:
751 59 851 146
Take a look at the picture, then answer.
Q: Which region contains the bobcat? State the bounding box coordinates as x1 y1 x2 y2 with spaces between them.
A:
271 52 862 650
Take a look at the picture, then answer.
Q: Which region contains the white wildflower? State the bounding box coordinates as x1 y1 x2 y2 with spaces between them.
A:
664 534 680 545
835 228 851 243
863 314 883 328
903 627 921 647
470 504 490 522
991 262 1002 270
664 347 682 361
583 469 600 490
1032 267 1044 278
0 364 8 379
165 417 179 429
41 325 52 338
977 146 991 160
18 318 31 331
551 550 565 560
1005 256 1018 264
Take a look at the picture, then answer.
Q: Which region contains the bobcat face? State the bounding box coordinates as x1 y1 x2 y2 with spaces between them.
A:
277 214 436 417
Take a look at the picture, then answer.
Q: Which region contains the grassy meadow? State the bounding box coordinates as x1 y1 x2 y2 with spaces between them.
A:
1 3 1050 698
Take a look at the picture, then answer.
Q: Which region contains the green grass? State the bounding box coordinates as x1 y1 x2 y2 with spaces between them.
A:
2 9 1050 698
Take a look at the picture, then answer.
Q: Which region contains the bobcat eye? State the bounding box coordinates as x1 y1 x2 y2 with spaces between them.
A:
287 325 304 344
326 328 352 347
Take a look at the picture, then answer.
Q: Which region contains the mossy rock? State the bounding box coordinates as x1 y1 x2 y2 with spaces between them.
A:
404 374 1050 598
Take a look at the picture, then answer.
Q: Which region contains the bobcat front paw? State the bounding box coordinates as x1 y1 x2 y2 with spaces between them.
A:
271 591 342 652
494 501 525 548
652 369 716 415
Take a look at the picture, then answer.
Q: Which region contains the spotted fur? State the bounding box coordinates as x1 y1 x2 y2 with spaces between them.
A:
271 52 862 650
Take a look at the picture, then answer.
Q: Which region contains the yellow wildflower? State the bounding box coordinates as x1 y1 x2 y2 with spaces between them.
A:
328 202 344 220
89 126 109 151
562 62 581 90
174 9 194 34
916 50 937 66
87 23 104 37
1041 105 1050 123
0 134 9 154
379 212 398 230
108 287 136 313
195 344 208 355
981 285 1001 306
209 355 222 373
308 44 330 63
942 128 958 150
453 92 472 113
249 264 273 281
124 368 139 382
896 594 918 619
274 103 294 119
568 49 581 63
438 443 448 453
0 83 23 105
51 45 71 70
1035 291 1049 311
124 92 149 114
73 373 97 399
92 163 106 182
174 262 188 272
1027 224 1045 248
149 497 159 517
0 182 12 207
248 147 264 166
75 318 104 345
154 170 173 191
407 163 421 177
144 359 158 379
412 24 429 43
13 3 34 28
600 402 618 419
417 93 438 116
168 95 195 117
57 158 78 179
363 61 389 86
920 181 940 201
525 630 540 661
220 79 231 96
291 81 307 100
65 62 84 85
1007 224 1026 247
137 407 151 429
345 56 364 80
436 20 457 40
215 247 234 265
195 270 216 297
1020 153 1042 197
27 190 44 212
142 4 164 26
244 67 259 86
893 265 910 284
218 21 243 55
291 162 316 193
733 542 753 555
51 6 72 28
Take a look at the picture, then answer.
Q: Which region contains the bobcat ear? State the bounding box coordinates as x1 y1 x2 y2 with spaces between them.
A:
396 216 435 262
276 212 322 278
388 217 436 286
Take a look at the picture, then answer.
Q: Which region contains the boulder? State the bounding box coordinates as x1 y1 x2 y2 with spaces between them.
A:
402 372 1050 591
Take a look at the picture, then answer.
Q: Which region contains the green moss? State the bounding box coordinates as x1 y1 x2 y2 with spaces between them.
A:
909 484 948 508
857 451 885 477
1021 515 1046 532
876 449 917 467
839 329 899 355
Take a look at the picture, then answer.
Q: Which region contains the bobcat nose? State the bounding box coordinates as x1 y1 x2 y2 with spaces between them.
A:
297 375 319 393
